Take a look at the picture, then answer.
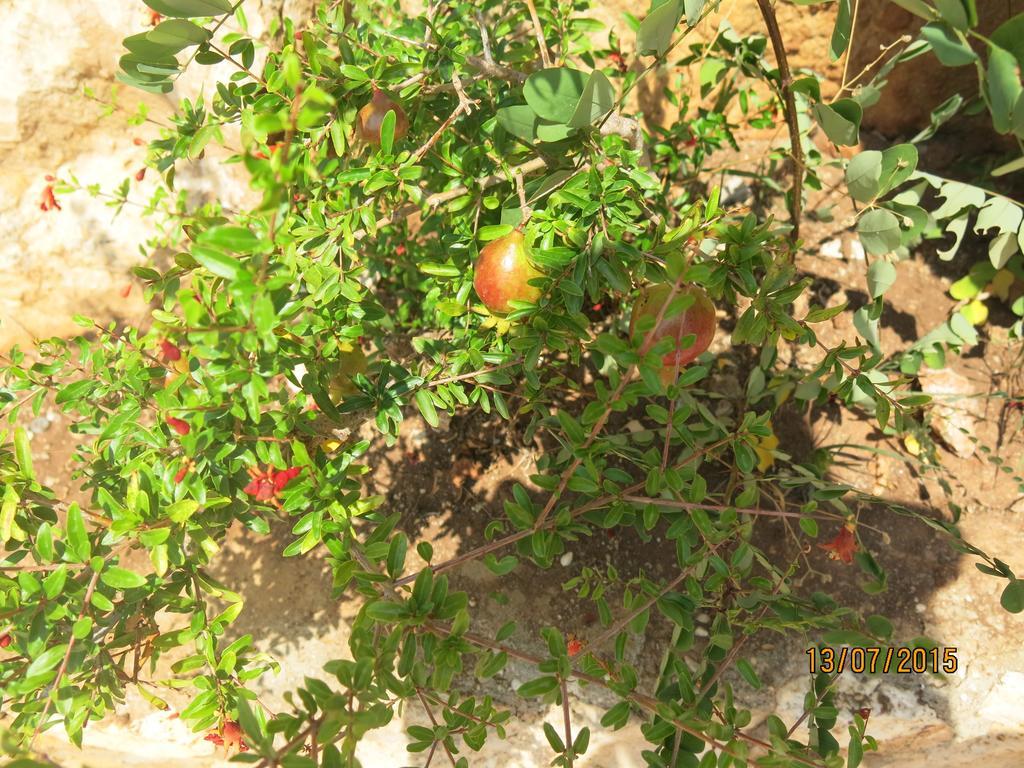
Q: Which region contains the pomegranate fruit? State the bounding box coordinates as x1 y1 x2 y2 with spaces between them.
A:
356 89 409 146
473 230 543 315
630 283 716 383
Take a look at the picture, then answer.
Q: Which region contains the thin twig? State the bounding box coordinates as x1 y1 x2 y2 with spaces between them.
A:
476 12 495 65
411 73 476 162
531 269 693 530
30 567 102 745
560 677 573 767
524 0 552 68
755 0 804 243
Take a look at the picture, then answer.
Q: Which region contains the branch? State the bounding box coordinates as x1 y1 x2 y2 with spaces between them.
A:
755 0 804 243
524 0 552 68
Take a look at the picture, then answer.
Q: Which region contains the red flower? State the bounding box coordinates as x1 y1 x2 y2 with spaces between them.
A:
608 51 628 73
244 475 276 501
395 244 406 257
120 284 133 298
0 634 12 648
205 720 248 752
244 466 300 506
148 10 162 26
166 417 190 436
44 174 55 182
820 525 858 565
40 185 61 212
133 137 146 146
135 168 146 182
160 339 182 362
173 462 189 483
272 467 301 491
685 136 697 147
857 707 871 721
567 637 583 657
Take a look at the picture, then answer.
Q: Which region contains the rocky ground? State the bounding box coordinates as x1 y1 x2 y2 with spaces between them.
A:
3 1 1023 767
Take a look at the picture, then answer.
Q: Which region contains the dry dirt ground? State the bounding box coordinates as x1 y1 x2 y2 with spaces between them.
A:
4 1 1024 767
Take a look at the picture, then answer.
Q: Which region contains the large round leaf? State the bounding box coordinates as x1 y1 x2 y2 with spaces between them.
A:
857 209 902 255
524 68 587 125
143 0 232 17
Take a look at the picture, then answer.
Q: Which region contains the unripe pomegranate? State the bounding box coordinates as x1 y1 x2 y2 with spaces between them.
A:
630 283 716 383
356 89 409 146
473 230 543 315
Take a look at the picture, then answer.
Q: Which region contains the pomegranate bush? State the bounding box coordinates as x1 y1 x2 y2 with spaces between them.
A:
2 0 1022 766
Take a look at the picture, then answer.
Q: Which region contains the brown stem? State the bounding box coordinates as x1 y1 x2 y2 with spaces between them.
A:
755 0 803 243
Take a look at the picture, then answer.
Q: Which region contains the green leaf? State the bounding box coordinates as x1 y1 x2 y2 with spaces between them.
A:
198 225 260 253
637 0 684 57
568 70 615 128
920 23 977 66
66 503 91 563
992 155 1024 176
889 0 935 19
101 566 148 590
812 99 862 146
988 44 1023 134
26 644 67 678
365 600 407 621
517 676 558 697
845 151 883 202
858 209 902 254
525 68 587 124
496 105 541 143
380 109 396 155
684 0 705 26
166 499 200 524
830 0 852 60
543 722 565 753
142 0 232 17
600 701 631 729
386 532 407 579
736 658 761 688
14 427 34 481
934 0 968 30
146 19 211 50
879 144 918 193
415 390 439 428
1000 579 1024 613
0 484 18 544
867 259 897 298
191 244 247 281
992 13 1024 68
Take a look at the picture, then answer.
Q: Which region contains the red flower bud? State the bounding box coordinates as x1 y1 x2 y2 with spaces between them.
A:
567 638 583 657
174 464 189 483
133 137 145 146
44 174 56 182
166 417 190 436
149 10 162 26
40 185 61 212
0 634 12 648
160 339 182 362
120 284 133 298
135 168 146 182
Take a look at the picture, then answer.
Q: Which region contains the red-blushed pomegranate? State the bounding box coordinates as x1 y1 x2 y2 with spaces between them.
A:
630 283 716 383
356 89 409 146
473 230 543 314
